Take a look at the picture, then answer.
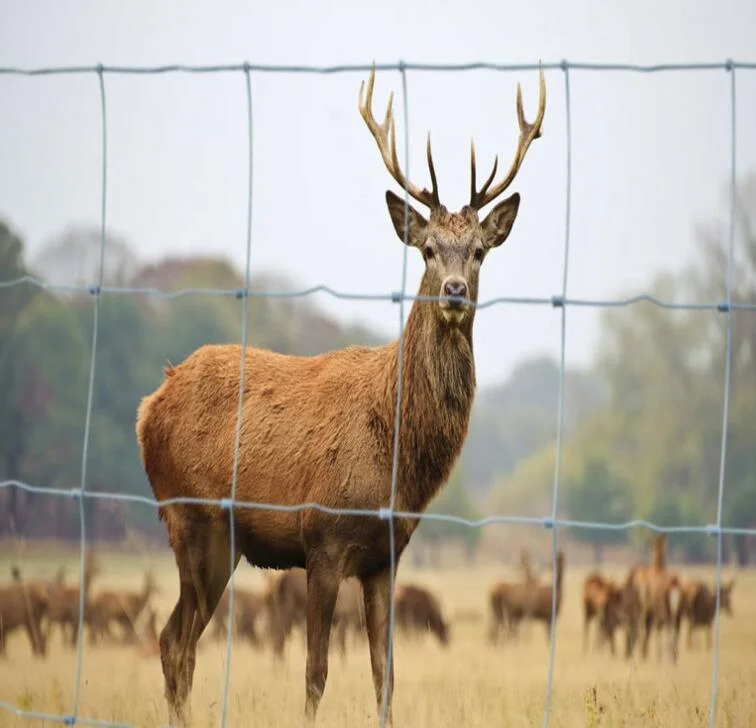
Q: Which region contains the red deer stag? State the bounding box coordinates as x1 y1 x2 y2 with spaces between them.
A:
135 66 546 726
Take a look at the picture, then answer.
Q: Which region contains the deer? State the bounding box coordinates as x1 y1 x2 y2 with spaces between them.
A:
44 552 100 649
210 584 268 649
0 567 51 658
87 569 158 645
263 568 364 660
488 548 542 644
626 534 681 663
135 66 546 727
393 583 449 647
676 578 735 651
582 571 624 655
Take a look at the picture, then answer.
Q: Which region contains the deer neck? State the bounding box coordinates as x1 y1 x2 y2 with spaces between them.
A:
388 274 476 513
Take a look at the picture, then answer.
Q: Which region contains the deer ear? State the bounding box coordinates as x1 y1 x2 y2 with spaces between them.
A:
480 193 520 249
386 190 428 247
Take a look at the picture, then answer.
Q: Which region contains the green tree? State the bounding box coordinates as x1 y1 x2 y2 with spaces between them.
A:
0 220 40 533
563 456 633 565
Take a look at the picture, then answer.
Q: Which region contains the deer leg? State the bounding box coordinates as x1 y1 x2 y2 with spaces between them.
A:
582 609 590 653
706 626 712 651
303 555 340 723
160 519 239 726
641 612 652 660
362 567 396 728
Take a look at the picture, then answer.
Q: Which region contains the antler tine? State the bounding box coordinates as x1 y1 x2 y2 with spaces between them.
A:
426 134 440 207
469 68 546 211
358 67 439 209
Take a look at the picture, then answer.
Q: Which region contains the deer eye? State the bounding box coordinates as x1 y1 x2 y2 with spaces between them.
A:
423 245 434 261
473 247 485 262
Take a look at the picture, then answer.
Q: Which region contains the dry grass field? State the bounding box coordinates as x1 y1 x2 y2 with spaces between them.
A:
1 546 754 728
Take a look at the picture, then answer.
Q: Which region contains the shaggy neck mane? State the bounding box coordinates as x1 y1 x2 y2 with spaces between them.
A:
383 272 476 514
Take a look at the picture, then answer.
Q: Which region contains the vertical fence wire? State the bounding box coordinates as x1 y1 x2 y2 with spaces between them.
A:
219 62 255 728
708 61 738 728
542 61 572 728
381 61 412 728
70 65 109 723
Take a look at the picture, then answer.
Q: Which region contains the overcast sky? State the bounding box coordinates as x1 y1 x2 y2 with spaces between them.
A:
1 1 755 387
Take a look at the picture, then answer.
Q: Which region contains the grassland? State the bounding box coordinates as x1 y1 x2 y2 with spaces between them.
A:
0 547 753 728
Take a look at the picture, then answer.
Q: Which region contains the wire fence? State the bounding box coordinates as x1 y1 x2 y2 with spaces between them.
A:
0 58 755 728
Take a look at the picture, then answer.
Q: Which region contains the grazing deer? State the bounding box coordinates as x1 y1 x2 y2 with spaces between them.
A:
627 534 681 663
394 583 449 647
135 66 546 726
676 579 735 651
0 568 50 658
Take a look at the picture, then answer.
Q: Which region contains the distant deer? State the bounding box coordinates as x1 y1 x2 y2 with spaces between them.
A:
582 571 624 655
676 579 735 651
0 567 50 658
394 583 449 647
210 584 267 649
488 548 545 644
45 552 100 648
627 534 681 663
88 569 158 645
136 66 546 726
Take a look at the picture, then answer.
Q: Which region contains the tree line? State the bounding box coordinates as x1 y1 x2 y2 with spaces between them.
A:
488 175 756 565
1 174 753 565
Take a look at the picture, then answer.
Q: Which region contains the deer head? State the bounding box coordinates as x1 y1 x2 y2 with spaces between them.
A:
359 67 546 326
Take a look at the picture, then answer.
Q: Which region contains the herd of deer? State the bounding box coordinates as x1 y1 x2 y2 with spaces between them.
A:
0 552 158 659
0 556 450 662
581 534 735 663
2 538 735 670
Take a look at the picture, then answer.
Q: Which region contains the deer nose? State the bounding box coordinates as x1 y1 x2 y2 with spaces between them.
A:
443 278 468 305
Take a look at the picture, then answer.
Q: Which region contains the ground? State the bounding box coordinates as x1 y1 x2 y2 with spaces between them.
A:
0 546 753 728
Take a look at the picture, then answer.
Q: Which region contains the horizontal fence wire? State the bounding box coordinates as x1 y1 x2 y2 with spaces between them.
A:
0 58 754 728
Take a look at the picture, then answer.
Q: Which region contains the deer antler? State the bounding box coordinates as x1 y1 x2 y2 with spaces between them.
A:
359 67 440 209
469 68 546 211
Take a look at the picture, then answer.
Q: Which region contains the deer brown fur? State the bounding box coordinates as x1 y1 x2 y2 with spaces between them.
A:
582 571 624 655
676 578 734 651
264 568 364 659
0 568 50 658
393 583 449 647
487 548 548 644
135 67 545 726
626 534 681 663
